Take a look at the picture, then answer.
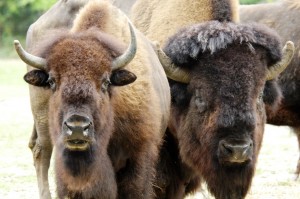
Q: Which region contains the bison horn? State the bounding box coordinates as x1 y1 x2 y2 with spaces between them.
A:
266 41 295 80
111 21 137 71
14 40 46 70
153 42 191 84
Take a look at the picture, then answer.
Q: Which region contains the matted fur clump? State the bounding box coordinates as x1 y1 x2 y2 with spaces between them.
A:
164 20 282 67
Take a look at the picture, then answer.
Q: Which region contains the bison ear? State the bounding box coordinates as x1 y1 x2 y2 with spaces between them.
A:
110 69 137 86
24 70 49 87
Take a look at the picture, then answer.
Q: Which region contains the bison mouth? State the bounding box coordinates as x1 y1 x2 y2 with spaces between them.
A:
64 139 91 151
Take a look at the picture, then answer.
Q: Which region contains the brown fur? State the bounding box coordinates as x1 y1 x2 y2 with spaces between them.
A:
24 1 91 198
23 0 170 198
240 0 300 177
156 21 283 199
130 0 239 46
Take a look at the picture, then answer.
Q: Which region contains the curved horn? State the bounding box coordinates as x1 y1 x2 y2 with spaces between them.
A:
266 41 295 80
14 40 46 70
111 21 137 71
153 42 191 84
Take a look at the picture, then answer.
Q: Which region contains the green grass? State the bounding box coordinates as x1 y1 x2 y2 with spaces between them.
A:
0 59 28 99
0 59 57 198
0 59 48 198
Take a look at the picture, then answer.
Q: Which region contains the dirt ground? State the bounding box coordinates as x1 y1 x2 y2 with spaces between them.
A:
0 59 299 198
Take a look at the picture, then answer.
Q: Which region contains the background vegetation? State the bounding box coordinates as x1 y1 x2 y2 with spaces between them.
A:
0 0 276 57
0 0 56 57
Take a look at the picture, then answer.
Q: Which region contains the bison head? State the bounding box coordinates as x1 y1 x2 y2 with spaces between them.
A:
15 23 137 175
156 21 294 198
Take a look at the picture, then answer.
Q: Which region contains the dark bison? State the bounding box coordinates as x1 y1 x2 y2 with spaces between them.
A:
240 0 300 179
152 15 294 199
15 1 170 198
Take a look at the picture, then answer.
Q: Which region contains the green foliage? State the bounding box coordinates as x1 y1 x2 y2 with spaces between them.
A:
0 0 56 57
240 0 262 4
239 0 275 4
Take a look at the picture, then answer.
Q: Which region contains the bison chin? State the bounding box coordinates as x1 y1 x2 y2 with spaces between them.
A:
205 160 255 199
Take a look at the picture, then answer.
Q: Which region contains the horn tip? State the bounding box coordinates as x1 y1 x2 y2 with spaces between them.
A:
285 41 295 50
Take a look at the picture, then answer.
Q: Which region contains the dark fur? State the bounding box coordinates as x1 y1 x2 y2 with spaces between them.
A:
240 0 300 176
212 0 233 21
157 21 283 199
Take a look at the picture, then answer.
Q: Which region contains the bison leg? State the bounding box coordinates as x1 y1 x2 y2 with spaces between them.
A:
29 122 53 199
294 127 300 180
116 149 157 199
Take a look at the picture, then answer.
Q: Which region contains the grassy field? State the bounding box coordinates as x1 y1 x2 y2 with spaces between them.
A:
0 59 299 198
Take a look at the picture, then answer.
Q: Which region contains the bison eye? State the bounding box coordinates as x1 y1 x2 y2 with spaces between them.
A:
195 89 207 113
195 97 207 113
257 90 263 103
101 79 111 92
47 77 56 90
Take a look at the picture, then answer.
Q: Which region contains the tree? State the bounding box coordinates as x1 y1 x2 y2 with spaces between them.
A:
0 0 56 56
240 0 275 4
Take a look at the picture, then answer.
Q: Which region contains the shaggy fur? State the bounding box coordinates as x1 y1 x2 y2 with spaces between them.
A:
131 0 239 46
25 1 91 198
240 0 300 177
164 21 281 66
23 0 170 198
156 20 284 199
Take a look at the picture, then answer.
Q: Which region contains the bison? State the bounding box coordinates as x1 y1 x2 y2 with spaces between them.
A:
240 0 300 179
153 20 294 199
131 0 294 198
16 0 170 198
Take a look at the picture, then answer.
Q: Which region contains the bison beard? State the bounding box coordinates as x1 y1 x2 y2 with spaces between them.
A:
63 148 95 177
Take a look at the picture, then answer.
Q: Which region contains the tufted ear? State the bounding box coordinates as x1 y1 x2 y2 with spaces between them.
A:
110 69 137 86
263 80 282 114
24 69 49 87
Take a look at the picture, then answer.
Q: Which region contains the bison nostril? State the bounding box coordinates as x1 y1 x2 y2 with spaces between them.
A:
83 122 92 130
64 115 92 134
218 140 253 163
222 143 234 155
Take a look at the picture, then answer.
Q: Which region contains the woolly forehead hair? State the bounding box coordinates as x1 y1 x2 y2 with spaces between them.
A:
164 20 282 67
32 28 125 61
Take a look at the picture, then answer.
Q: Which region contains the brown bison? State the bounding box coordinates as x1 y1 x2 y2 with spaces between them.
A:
15 1 170 198
240 0 300 179
153 21 294 199
131 0 240 46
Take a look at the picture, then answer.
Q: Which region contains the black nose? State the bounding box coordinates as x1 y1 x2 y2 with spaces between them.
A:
218 139 253 163
64 114 92 135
